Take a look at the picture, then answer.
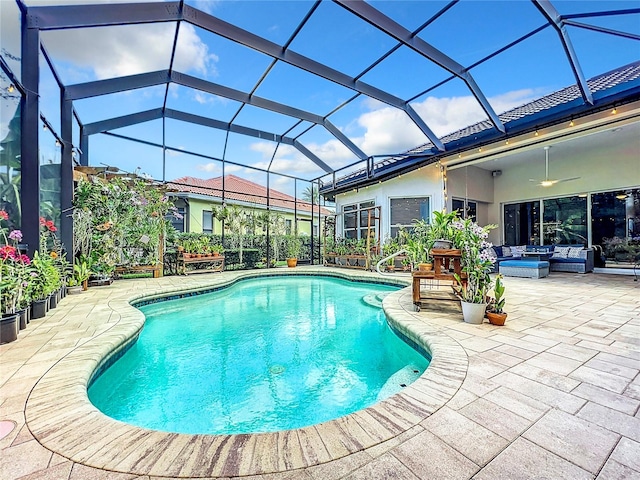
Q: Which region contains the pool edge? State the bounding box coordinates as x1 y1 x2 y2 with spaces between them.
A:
24 267 468 478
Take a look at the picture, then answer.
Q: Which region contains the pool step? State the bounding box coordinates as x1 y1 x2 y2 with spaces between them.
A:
376 365 422 401
362 292 391 308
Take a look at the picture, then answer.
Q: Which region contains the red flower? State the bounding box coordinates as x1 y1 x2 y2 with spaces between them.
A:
0 210 8 221
0 245 17 260
19 254 31 265
39 217 46 226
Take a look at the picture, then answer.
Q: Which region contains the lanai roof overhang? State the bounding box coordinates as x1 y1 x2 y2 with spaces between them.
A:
319 61 640 199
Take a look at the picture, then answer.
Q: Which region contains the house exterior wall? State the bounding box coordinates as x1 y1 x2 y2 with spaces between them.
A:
335 164 444 240
185 197 316 236
334 134 638 246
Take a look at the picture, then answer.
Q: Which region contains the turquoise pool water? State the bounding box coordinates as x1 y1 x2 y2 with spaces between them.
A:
88 276 430 435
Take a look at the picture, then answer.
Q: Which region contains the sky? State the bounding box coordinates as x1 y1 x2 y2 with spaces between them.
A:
1 0 639 195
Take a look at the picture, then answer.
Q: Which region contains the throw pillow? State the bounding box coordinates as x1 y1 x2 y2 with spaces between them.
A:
512 245 526 258
552 246 571 259
485 248 497 262
502 246 512 257
568 247 584 258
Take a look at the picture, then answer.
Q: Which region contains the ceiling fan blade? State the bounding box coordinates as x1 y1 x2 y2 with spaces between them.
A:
555 177 581 184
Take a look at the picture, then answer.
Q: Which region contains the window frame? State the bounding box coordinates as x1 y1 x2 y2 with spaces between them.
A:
388 195 431 237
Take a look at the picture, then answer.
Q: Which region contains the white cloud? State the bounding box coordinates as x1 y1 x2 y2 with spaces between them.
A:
40 22 217 81
243 88 543 177
196 162 220 173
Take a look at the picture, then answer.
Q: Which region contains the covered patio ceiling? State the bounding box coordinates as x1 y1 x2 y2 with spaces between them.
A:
7 0 640 186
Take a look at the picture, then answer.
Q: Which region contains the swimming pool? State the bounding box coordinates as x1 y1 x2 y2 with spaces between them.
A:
88 275 430 435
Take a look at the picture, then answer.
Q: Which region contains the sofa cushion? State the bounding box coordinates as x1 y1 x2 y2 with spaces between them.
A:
567 247 584 258
492 246 503 258
552 246 571 259
512 245 527 258
502 246 513 257
550 257 587 264
501 260 549 268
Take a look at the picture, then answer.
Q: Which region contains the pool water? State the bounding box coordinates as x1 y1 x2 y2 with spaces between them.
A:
88 276 430 435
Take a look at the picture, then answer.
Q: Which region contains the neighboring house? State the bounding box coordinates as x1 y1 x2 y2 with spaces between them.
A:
166 174 331 236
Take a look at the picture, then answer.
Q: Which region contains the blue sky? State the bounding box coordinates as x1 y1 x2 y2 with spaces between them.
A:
2 0 639 195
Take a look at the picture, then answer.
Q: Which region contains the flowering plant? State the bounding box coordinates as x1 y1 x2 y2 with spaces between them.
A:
0 211 31 314
452 218 497 304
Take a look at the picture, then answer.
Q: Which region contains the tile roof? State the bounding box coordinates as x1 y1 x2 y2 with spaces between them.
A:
166 174 331 215
327 60 640 189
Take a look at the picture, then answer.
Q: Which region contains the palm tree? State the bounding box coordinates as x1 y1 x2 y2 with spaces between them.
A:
301 184 319 204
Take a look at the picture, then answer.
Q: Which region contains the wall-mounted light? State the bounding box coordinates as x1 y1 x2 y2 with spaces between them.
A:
569 119 574 127
42 124 48 130
55 140 61 147
8 84 15 93
611 106 617 115
505 139 509 145
534 129 539 137
616 193 627 200
478 148 482 153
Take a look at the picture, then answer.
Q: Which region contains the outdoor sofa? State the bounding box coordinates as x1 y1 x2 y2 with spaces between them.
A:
491 244 594 274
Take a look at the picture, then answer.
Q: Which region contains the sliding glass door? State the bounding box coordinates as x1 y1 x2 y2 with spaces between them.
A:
503 188 639 267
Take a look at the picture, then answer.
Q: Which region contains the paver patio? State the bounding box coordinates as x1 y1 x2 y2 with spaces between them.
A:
0 268 638 479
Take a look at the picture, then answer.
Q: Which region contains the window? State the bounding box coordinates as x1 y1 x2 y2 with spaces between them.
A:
168 207 185 233
543 196 587 245
202 210 213 234
593 189 640 265
343 200 375 240
504 201 540 245
452 198 476 221
390 197 430 237
285 219 292 235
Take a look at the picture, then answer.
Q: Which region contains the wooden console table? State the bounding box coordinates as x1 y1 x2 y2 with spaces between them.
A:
178 255 225 275
412 249 467 312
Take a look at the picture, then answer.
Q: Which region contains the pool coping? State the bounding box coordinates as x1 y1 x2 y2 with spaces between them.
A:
24 268 468 478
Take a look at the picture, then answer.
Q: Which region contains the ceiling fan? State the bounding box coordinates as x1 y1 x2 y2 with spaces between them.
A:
529 146 580 187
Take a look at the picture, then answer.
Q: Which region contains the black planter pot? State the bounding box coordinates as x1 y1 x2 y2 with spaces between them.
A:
59 286 66 300
49 293 58 310
0 313 19 344
31 299 47 319
17 308 27 330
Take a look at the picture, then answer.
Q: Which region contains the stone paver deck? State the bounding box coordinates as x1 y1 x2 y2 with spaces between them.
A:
1 267 638 479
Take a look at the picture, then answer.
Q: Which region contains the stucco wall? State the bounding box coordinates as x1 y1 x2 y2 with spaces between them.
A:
186 198 315 236
335 164 444 239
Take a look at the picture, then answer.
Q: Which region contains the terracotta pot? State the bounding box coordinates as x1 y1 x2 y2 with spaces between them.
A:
183 253 191 259
418 263 433 272
287 258 298 268
487 312 508 326
82 280 89 291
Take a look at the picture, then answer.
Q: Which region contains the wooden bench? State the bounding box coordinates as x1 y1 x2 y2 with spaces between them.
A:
178 255 225 275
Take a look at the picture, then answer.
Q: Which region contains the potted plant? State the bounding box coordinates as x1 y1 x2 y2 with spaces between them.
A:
29 252 53 319
74 257 92 291
287 236 302 268
486 275 507 326
452 218 497 324
430 210 459 250
66 276 83 295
